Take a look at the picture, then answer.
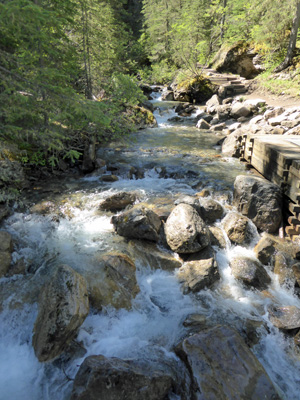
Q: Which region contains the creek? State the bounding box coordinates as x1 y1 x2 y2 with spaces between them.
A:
1 93 300 399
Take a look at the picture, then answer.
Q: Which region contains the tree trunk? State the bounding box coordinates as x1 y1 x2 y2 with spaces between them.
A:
274 1 300 72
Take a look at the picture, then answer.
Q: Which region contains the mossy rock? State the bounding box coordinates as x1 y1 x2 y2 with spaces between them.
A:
172 75 217 104
130 106 158 129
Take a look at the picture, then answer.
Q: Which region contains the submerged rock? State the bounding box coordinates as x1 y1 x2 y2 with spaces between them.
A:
89 253 139 311
32 265 89 362
0 231 13 277
176 326 280 399
233 175 282 233
99 191 137 212
230 256 271 290
177 247 220 293
164 203 210 254
71 355 187 400
111 205 161 242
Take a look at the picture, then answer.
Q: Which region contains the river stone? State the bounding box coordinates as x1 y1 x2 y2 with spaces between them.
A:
254 235 276 265
89 253 139 311
174 195 201 214
70 355 182 400
32 264 89 362
209 226 227 248
233 175 282 233
0 231 13 277
230 257 271 290
161 90 174 101
128 240 182 271
101 174 119 182
177 247 220 293
30 201 56 215
264 107 285 121
206 94 221 114
221 129 243 157
99 192 137 212
199 198 224 224
111 205 161 242
230 103 252 119
274 252 295 286
0 206 9 223
196 119 211 130
164 203 210 254
292 262 300 286
176 326 280 400
268 305 300 330
222 212 252 245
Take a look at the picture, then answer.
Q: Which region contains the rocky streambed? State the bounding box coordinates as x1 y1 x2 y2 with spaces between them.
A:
1 91 300 399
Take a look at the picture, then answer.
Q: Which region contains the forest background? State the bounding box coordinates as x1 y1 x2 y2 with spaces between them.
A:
1 0 300 170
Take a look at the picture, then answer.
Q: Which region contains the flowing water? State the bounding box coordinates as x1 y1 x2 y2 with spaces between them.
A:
1 93 300 399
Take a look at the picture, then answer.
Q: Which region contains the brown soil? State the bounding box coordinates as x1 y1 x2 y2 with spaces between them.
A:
243 81 300 108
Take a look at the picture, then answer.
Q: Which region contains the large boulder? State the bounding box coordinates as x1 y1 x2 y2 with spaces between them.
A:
177 247 220 293
221 129 244 157
230 256 271 290
222 212 252 245
161 90 174 101
254 235 276 265
233 175 282 233
32 265 89 362
0 231 13 277
164 204 210 254
176 326 280 399
172 76 216 104
89 253 139 311
99 192 137 212
230 103 252 119
71 355 187 400
111 205 161 242
211 42 259 79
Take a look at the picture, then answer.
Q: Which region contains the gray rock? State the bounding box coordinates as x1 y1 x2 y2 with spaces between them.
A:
230 256 271 290
233 175 282 233
206 94 221 111
176 326 280 400
199 198 224 224
210 122 226 131
222 212 252 244
111 205 161 242
230 103 252 119
254 235 276 265
196 119 211 130
32 265 89 362
177 247 220 293
264 107 285 121
221 129 243 157
209 226 227 248
71 355 188 400
268 305 300 330
161 90 174 101
274 252 295 286
164 203 210 254
99 192 137 211
174 195 201 214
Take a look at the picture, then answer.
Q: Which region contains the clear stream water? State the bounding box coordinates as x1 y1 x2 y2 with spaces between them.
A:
1 93 300 399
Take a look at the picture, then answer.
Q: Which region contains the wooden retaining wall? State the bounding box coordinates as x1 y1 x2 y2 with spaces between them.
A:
240 135 300 240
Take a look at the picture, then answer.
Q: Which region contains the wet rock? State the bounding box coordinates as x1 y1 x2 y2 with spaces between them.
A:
99 192 137 212
30 201 56 215
209 226 227 249
71 355 185 400
101 174 119 182
129 240 182 271
164 204 210 254
197 188 211 197
268 305 300 330
168 116 184 122
161 90 174 101
177 247 220 293
0 206 10 223
176 326 280 399
196 119 211 130
254 235 276 265
0 231 13 277
230 103 252 119
199 198 224 224
222 212 252 245
274 252 295 286
89 253 139 311
233 175 282 233
32 264 89 362
230 256 271 290
183 314 207 330
0 159 29 190
292 262 300 286
111 205 161 242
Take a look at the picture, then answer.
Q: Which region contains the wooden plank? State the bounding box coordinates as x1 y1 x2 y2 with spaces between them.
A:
288 216 300 226
288 202 300 214
250 154 287 186
286 226 299 236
